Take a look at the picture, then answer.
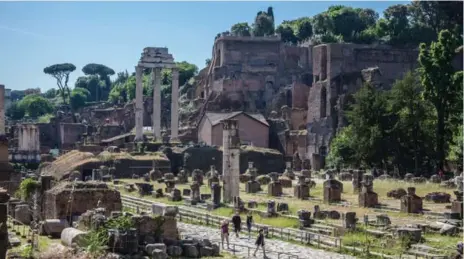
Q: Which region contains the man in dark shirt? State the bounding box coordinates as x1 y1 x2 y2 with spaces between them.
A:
246 212 253 239
253 228 266 257
231 212 242 237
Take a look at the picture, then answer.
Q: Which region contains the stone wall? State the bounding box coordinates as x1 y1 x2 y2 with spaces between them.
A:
306 43 419 164
43 181 121 220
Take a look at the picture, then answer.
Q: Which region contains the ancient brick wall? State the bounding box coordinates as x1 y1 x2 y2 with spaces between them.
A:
306 43 419 165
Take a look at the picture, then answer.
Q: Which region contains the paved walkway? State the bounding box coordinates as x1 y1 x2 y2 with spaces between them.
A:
178 222 356 259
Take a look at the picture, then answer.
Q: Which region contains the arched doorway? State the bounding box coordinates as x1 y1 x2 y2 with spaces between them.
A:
320 87 327 118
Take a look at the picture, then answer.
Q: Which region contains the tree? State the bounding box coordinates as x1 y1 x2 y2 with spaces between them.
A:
43 88 57 99
418 29 463 171
6 102 25 120
82 63 115 101
231 22 251 36
276 25 298 44
388 72 436 174
294 18 313 42
205 58 211 67
70 87 90 110
75 75 105 102
43 63 76 105
410 1 463 37
345 83 392 168
18 94 54 118
253 11 275 36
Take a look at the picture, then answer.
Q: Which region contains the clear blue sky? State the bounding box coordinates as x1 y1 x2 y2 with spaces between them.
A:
0 1 409 92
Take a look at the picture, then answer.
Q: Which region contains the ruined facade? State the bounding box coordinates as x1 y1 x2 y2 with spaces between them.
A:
306 44 418 165
201 35 312 116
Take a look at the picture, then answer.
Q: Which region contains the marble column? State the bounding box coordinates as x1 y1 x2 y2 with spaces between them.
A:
152 68 162 141
170 68 179 141
0 85 5 135
135 66 144 142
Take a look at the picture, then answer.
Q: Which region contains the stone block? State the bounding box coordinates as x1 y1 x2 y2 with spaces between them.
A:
167 245 183 257
152 248 168 259
182 189 191 196
358 191 378 208
245 181 261 193
397 227 422 243
146 243 166 254
199 246 214 257
268 182 282 196
183 244 199 258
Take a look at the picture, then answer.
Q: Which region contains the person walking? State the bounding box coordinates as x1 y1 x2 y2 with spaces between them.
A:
231 212 242 238
246 212 253 239
220 220 230 249
253 228 266 258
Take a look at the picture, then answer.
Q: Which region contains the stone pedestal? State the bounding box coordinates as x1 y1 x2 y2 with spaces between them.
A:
211 183 221 208
192 169 204 185
397 227 422 243
342 212 357 230
323 179 342 203
297 210 314 228
451 191 463 219
352 170 364 193
400 187 423 214
190 182 201 204
266 200 277 217
358 174 378 208
294 175 309 199
282 162 295 180
268 182 282 197
245 181 260 193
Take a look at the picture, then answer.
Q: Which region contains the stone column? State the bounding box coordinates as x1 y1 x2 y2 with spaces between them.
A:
222 119 240 203
170 68 179 141
152 68 162 141
134 66 144 142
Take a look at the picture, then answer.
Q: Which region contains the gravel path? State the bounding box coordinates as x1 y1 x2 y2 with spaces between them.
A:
177 222 356 259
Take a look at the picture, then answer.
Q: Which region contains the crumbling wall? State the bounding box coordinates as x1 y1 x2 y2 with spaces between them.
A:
306 43 419 165
43 182 121 220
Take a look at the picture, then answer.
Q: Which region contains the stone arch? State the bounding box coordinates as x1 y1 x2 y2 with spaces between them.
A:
320 86 327 118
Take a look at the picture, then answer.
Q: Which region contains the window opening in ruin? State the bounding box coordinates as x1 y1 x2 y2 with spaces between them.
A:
286 89 293 108
319 146 327 157
82 169 92 181
320 87 327 118
200 91 205 98
215 49 221 67
268 63 276 67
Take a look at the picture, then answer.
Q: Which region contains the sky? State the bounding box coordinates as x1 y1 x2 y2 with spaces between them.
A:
0 1 409 92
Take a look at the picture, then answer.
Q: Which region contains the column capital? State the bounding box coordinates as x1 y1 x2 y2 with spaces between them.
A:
135 66 143 73
172 68 179 77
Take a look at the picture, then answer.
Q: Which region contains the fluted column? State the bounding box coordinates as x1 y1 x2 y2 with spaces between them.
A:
170 68 179 141
152 68 162 141
134 66 144 142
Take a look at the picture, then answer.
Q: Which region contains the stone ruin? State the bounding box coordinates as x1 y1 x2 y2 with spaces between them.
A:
400 187 423 214
294 174 310 200
352 169 364 193
192 169 204 185
323 179 342 203
245 163 260 194
267 172 283 197
240 162 256 183
176 168 188 184
190 181 201 205
43 180 122 221
207 165 219 188
282 161 295 180
451 178 463 219
0 188 9 259
358 174 378 208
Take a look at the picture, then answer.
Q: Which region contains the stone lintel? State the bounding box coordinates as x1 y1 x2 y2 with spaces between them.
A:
138 62 176 69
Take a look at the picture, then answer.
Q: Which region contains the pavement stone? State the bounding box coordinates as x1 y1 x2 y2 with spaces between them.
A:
178 222 355 259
